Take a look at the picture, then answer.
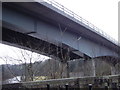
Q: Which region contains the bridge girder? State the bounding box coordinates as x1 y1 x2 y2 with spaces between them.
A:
1 2 120 61
2 27 85 62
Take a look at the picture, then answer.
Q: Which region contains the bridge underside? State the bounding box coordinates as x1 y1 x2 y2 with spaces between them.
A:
1 2 119 62
2 27 88 62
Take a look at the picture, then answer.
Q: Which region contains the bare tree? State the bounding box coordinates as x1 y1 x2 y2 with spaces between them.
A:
0 48 48 82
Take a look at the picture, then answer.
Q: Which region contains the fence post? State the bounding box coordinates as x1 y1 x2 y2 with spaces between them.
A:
105 83 108 90
88 84 92 90
47 84 50 90
65 84 68 90
118 85 120 90
59 85 61 90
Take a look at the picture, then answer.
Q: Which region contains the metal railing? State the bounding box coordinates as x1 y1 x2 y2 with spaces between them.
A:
41 0 119 46
3 75 120 89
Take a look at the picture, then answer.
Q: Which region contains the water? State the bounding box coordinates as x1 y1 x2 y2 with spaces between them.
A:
3 76 21 84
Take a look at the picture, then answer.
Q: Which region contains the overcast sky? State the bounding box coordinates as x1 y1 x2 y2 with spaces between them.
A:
53 0 119 41
0 0 119 64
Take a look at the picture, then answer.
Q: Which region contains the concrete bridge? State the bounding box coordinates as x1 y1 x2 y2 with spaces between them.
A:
1 1 120 63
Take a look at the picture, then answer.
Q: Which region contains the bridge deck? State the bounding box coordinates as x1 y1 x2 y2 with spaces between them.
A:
1 1 120 59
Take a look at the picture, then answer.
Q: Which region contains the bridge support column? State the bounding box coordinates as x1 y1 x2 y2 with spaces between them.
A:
66 61 69 78
61 48 70 78
92 59 96 77
111 66 116 75
66 48 71 78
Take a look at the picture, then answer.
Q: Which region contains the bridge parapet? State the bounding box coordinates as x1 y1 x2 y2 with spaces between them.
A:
40 0 118 45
